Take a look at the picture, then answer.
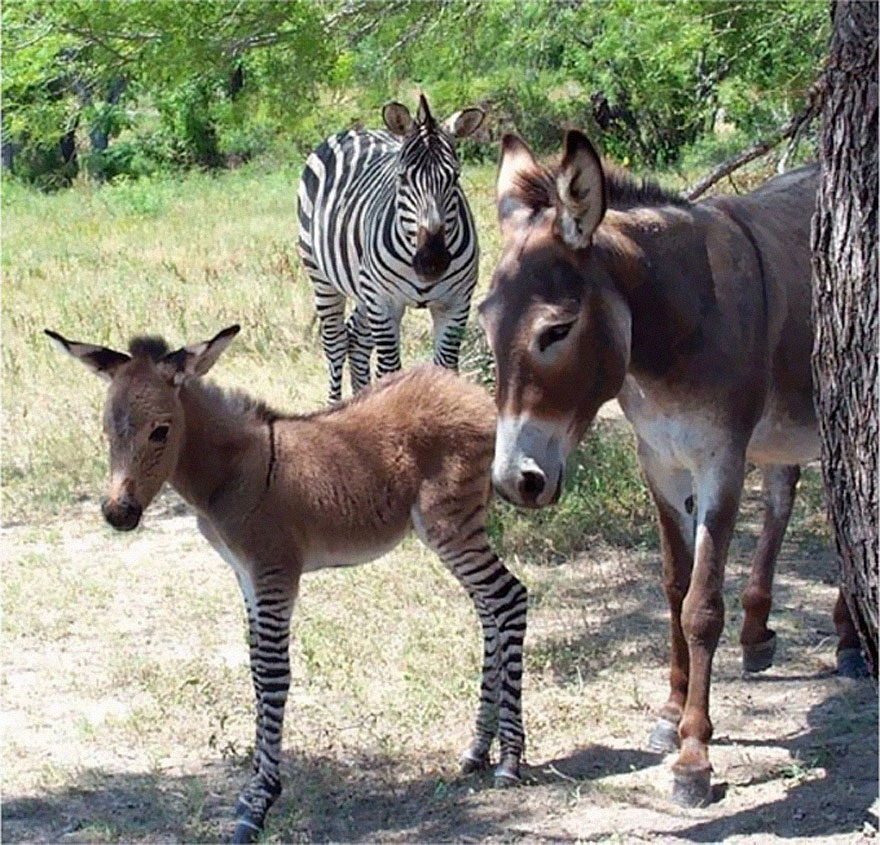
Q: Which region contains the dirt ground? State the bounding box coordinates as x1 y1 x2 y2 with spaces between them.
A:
3 472 878 844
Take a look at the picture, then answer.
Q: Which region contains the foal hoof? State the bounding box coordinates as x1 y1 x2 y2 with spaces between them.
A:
742 632 777 673
672 769 712 808
460 749 491 775
493 755 521 789
647 718 680 754
232 815 263 843
837 647 868 678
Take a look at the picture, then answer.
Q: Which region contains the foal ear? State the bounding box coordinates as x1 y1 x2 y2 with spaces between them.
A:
496 133 545 238
44 329 130 381
441 108 485 139
555 130 606 249
159 324 241 386
383 101 413 137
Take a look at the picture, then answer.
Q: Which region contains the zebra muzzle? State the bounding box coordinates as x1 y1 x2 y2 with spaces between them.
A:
414 228 451 281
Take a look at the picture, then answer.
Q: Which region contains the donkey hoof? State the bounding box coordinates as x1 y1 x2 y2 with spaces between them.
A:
460 749 491 775
672 769 712 808
648 718 680 754
232 815 263 843
837 647 868 678
493 754 521 788
742 632 777 673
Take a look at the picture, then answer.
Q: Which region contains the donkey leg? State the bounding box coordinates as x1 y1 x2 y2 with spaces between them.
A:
413 497 527 786
346 303 374 394
673 456 744 808
314 280 347 402
740 464 799 672
834 591 868 677
233 577 296 843
638 442 695 755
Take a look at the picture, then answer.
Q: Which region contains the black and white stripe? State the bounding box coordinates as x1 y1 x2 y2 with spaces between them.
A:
298 96 483 401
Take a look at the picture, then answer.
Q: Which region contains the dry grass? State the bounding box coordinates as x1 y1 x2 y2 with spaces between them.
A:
3 162 875 843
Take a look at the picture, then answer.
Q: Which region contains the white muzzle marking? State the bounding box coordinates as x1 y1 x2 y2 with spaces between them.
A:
492 414 570 508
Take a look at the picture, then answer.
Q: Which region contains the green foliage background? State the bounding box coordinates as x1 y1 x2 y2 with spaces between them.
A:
3 0 829 187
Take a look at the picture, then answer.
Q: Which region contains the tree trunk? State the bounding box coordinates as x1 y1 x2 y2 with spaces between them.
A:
811 0 879 678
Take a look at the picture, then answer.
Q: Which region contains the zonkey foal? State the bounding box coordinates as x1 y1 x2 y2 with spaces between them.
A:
47 325 526 843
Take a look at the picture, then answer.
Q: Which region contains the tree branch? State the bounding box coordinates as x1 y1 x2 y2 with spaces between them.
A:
684 81 825 200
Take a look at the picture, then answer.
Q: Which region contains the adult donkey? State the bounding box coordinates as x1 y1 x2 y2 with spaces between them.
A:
479 130 865 806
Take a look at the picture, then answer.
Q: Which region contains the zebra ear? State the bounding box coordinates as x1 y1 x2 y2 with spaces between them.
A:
442 108 484 139
383 102 413 137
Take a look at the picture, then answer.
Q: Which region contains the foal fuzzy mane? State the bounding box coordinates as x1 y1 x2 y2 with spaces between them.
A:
128 335 170 361
513 158 688 212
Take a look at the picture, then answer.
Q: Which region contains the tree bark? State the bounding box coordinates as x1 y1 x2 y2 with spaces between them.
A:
811 0 878 677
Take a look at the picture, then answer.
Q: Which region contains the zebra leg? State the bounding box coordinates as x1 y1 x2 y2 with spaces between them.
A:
346 303 374 394
413 499 527 786
313 280 347 402
365 296 405 379
429 298 472 371
233 580 296 843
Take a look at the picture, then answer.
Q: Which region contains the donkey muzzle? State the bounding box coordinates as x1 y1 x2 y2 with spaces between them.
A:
413 228 451 281
102 496 143 531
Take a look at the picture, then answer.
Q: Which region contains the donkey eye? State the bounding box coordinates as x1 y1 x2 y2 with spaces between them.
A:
149 425 170 443
538 322 575 353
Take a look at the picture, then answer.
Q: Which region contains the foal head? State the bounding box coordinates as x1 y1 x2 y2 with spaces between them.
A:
46 325 240 530
479 132 632 508
383 94 484 281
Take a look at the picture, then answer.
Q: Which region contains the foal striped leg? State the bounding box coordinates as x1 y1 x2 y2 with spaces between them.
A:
414 498 527 784
233 579 295 843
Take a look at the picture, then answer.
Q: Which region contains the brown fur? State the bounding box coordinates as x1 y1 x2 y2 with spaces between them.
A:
49 327 528 837
483 132 864 806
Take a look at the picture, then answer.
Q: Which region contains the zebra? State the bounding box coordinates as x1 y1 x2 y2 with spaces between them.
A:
298 94 484 401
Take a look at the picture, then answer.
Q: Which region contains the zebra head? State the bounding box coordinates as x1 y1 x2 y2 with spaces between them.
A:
383 94 484 282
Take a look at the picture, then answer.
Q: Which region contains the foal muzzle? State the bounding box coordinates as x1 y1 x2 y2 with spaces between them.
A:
413 228 451 281
102 496 143 531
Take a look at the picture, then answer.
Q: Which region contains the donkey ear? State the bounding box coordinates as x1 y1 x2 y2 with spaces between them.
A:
555 130 606 249
44 329 130 381
159 324 241 386
442 108 484 139
496 133 544 237
383 101 413 136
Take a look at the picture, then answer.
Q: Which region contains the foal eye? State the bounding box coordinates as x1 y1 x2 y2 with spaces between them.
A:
149 425 170 443
537 321 575 353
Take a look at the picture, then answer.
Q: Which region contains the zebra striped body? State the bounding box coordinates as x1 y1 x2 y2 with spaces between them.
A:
298 97 483 401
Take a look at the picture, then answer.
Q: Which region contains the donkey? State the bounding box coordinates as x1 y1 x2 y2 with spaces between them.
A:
47 325 526 842
478 130 865 807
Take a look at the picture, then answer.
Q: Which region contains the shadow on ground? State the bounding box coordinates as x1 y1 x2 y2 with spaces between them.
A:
1 742 662 842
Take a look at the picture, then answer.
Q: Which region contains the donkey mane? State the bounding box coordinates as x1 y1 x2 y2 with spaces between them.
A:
513 159 688 213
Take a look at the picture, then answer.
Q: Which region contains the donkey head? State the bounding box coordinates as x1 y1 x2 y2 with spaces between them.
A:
383 94 484 281
478 131 631 508
46 325 240 530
